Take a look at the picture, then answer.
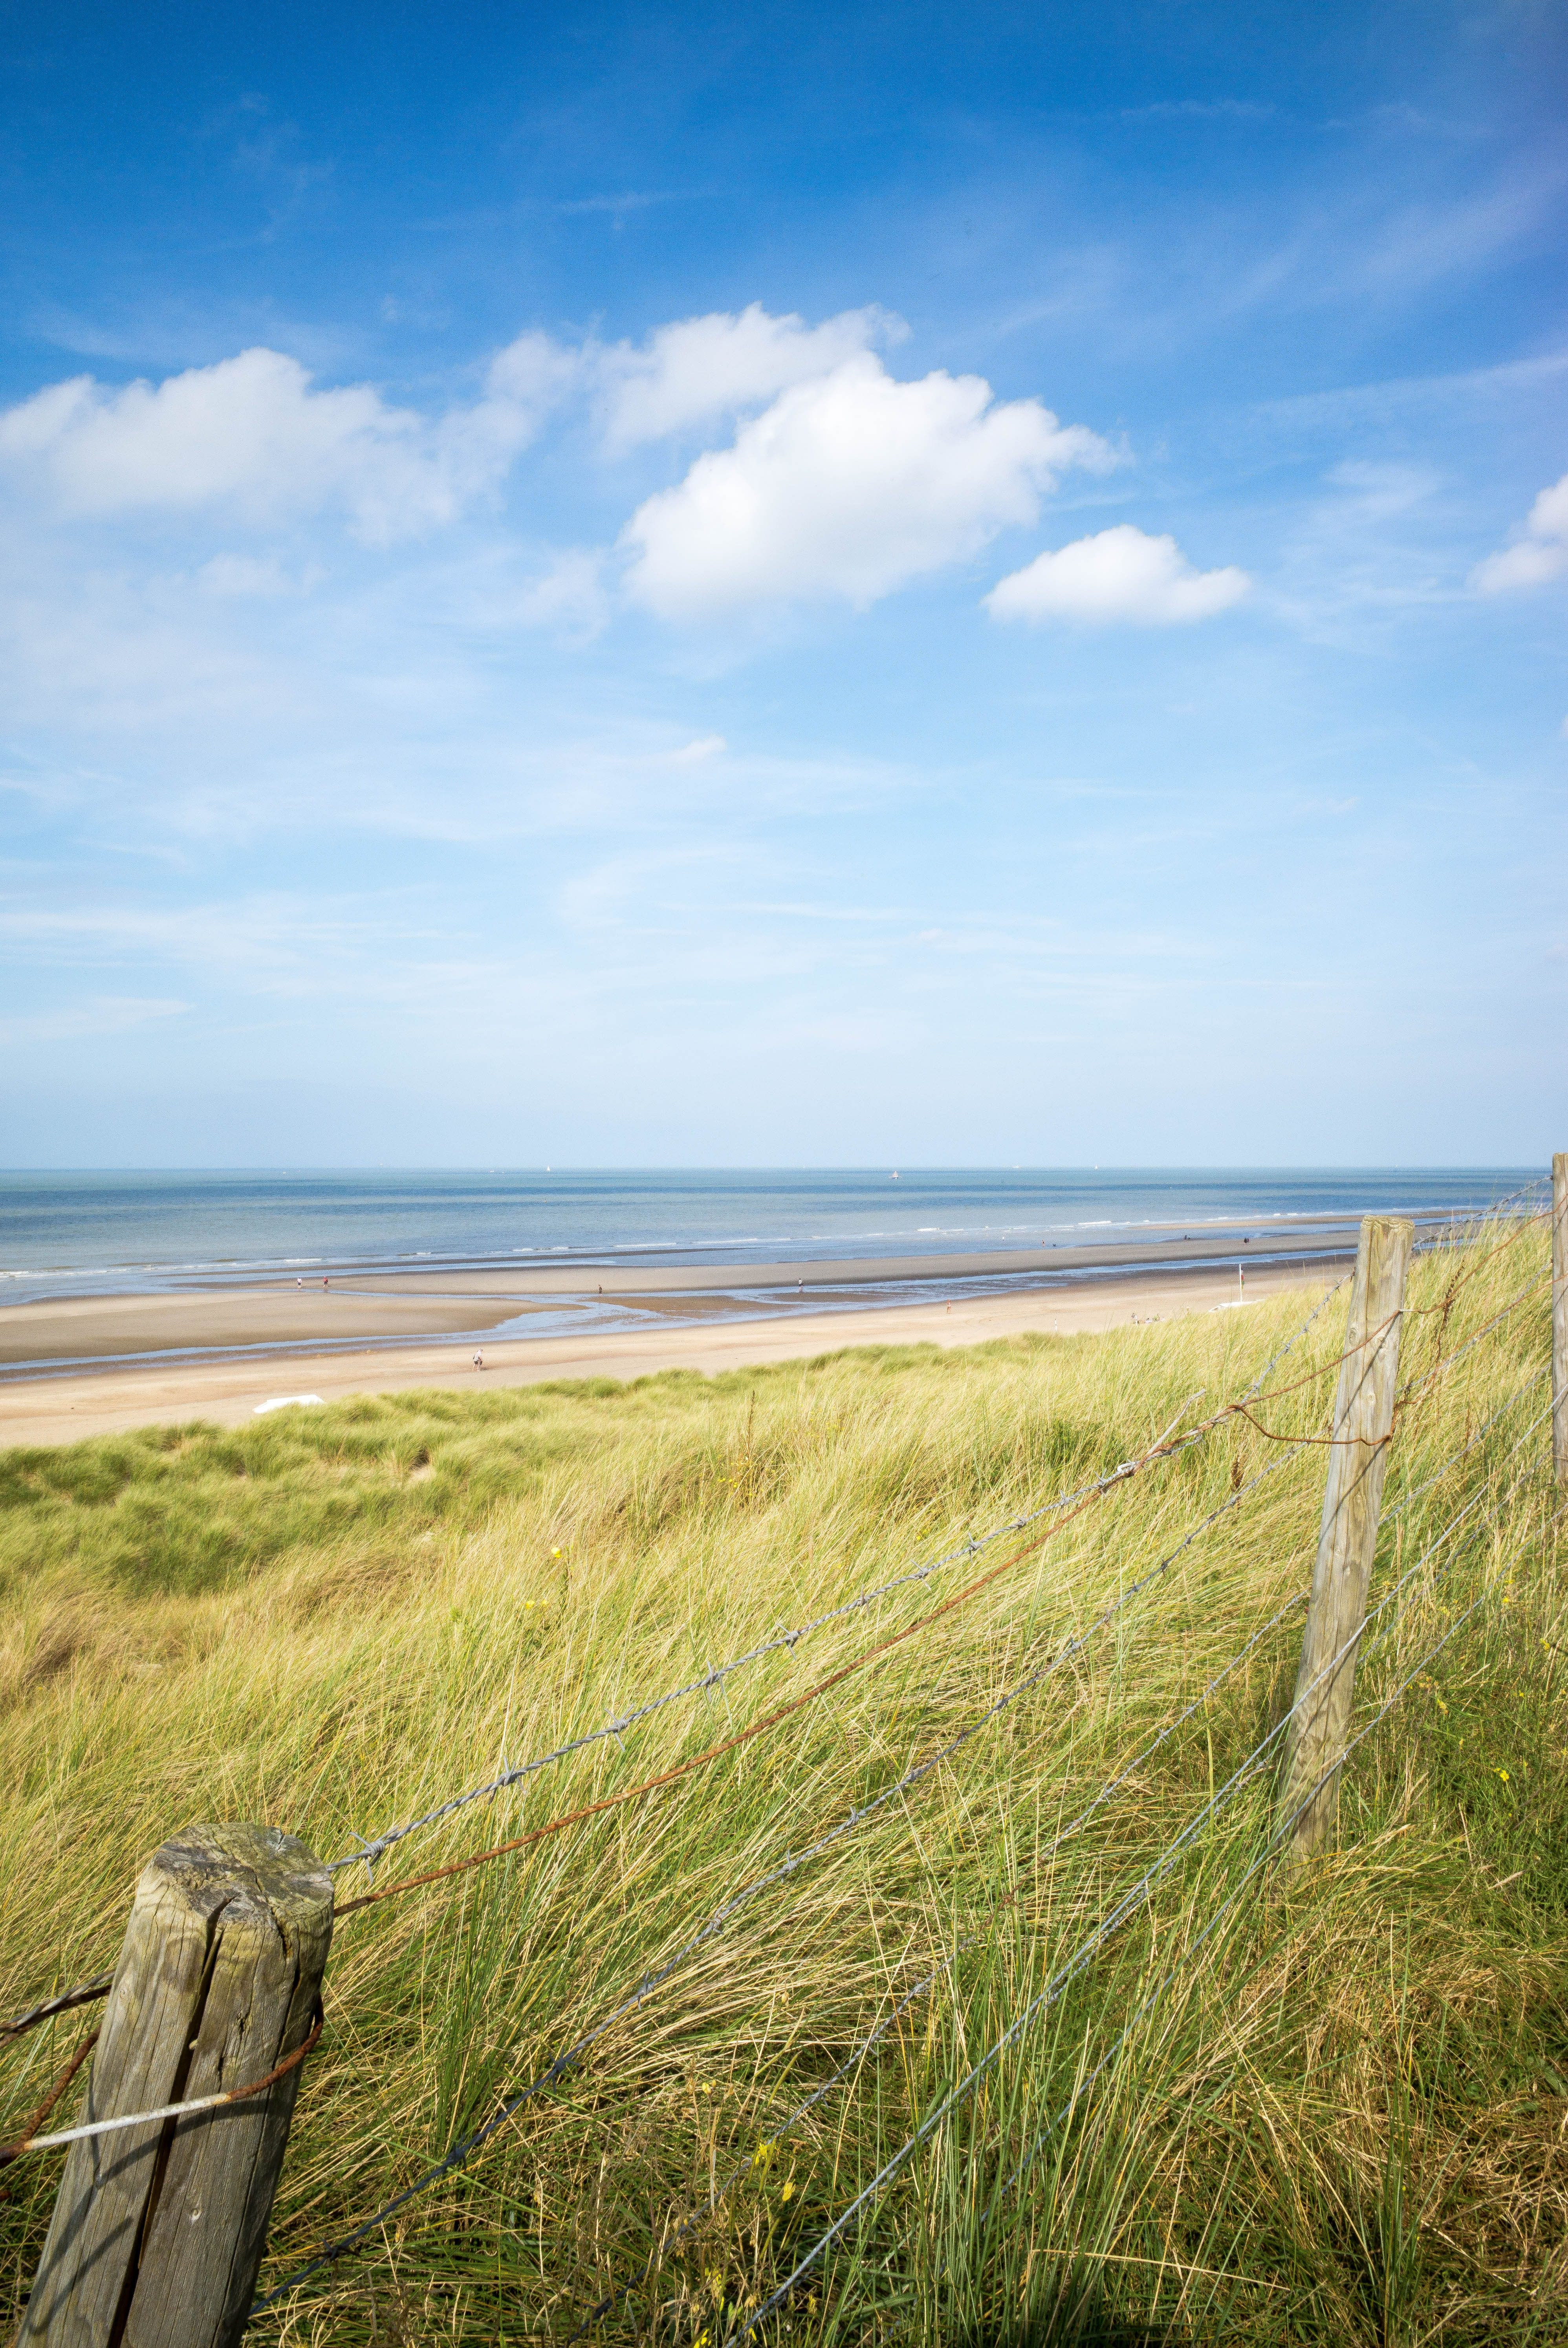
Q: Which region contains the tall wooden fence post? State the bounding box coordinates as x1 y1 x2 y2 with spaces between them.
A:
1553 1152 1566 1487
21 1823 331 2348
1278 1214 1413 1867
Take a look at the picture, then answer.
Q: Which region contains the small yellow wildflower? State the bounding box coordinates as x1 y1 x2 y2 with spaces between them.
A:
1495 1767 1510 1782
780 2178 795 2203
751 2139 777 2176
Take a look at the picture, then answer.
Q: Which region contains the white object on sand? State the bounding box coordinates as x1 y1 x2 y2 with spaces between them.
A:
253 1394 324 1414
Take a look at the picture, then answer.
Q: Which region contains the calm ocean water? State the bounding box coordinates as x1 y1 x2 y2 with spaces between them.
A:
0 1169 1542 1303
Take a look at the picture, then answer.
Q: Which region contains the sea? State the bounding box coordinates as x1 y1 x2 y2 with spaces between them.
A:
0 1168 1544 1305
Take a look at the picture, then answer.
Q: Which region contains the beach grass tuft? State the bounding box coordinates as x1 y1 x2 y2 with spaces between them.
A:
1 1220 1564 2343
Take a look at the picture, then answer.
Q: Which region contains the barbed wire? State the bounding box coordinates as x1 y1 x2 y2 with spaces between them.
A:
326 1273 1357 1880
569 1377 1548 2337
330 1397 1209 1923
331 1249 1552 1926
6 1246 1541 2182
251 1403 1335 2312
733 1424 1547 2339
0 1275 1370 2098
564 1575 1318 2340
985 1459 1544 2224
251 1258 1548 2313
0 1972 115 2046
321 1229 1543 1941
1380 1362 1546 1532
1 1283 1357 2064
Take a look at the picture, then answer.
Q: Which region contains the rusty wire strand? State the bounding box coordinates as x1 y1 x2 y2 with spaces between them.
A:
326 1269 1367 1882
335 1250 1548 1924
568 1359 1548 2337
983 1427 1549 2228
251 1407 1333 2315
735 1419 1549 2341
0 2003 325 2165
0 2028 101 2169
249 1245 1546 2319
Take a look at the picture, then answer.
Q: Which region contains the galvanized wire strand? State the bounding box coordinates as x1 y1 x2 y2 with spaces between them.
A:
988 1468 1543 2227
330 1408 1207 1924
0 2004 325 2165
1 1972 114 2045
251 1410 1331 2316
328 1276 1354 1880
252 1269 1540 2319
326 1467 1150 1880
338 1262 1553 1924
7 1290 1352 2081
333 1249 1530 1906
733 1423 1548 2339
1383 1361 1547 1523
566 1575 1319 2342
606 1392 1548 2340
570 1368 1549 2336
1396 1258 1552 1406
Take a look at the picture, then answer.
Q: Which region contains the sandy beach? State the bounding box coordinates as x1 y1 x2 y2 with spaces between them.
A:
0 1220 1372 1370
0 1253 1339 1447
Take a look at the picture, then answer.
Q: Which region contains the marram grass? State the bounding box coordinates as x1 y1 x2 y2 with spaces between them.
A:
2 1223 1565 2346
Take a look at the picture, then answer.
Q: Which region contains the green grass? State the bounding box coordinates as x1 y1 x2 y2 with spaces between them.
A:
2 1224 1564 2345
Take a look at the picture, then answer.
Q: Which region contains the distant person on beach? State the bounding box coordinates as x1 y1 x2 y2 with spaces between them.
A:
474 1350 484 1370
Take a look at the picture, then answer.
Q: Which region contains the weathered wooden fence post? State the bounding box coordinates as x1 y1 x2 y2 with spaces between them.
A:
21 1823 331 2347
1553 1152 1566 1487
1278 1214 1413 1866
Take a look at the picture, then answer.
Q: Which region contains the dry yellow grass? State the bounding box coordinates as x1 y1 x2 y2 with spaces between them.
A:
2 1220 1564 2344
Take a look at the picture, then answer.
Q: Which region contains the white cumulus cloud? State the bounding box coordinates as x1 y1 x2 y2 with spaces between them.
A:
620 354 1114 617
1469 471 1568 594
595 302 898 451
0 336 573 542
985 524 1250 626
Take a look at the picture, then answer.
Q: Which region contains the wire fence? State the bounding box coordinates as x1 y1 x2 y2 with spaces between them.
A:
250 1392 1335 2309
327 1243 1552 1929
1 1198 1555 2341
326 1268 1355 1881
11 1358 1542 2266
246 1266 1552 2318
569 1379 1552 2339
733 1420 1550 2341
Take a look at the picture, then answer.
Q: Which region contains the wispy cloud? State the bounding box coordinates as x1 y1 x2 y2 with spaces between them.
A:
1119 98 1276 122
0 994 189 1045
1470 471 1568 593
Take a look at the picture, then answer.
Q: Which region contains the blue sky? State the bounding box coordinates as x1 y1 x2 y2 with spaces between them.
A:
2 0 1564 1168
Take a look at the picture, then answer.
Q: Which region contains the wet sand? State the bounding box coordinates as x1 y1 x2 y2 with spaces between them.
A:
0 1221 1372 1372
0 1256 1339 1448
